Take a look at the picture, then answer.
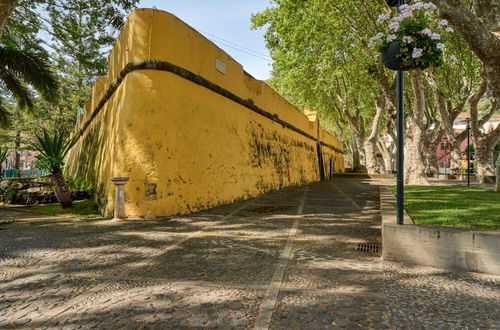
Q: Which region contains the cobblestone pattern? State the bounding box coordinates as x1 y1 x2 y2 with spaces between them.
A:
0 177 499 329
128 235 286 284
50 281 264 329
270 179 389 329
0 274 97 328
385 261 500 329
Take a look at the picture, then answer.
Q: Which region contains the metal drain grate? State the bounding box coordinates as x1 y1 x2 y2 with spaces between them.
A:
357 243 381 253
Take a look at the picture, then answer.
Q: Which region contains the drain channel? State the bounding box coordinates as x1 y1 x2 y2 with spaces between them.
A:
357 243 381 253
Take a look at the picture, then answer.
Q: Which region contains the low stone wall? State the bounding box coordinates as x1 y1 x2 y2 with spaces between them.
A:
380 187 500 276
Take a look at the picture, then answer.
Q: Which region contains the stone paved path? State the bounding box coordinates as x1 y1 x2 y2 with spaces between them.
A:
0 176 498 329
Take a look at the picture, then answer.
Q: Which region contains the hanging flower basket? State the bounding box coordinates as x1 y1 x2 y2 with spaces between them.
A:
369 1 456 71
380 42 411 71
386 0 410 7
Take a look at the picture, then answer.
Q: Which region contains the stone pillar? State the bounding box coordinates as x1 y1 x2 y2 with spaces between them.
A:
111 177 129 221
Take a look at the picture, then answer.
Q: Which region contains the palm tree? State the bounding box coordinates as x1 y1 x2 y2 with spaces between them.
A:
0 44 58 126
31 129 76 208
0 146 9 177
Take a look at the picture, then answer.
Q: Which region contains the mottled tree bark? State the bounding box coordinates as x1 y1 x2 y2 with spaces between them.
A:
377 138 393 174
405 70 430 185
349 127 366 173
422 139 440 175
495 155 500 192
363 97 385 174
52 167 73 208
425 71 469 175
449 144 462 174
0 0 17 39
475 142 497 182
343 109 366 173
469 75 500 183
350 139 361 172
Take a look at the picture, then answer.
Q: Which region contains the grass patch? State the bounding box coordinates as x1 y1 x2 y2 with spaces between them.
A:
390 186 500 230
29 200 100 218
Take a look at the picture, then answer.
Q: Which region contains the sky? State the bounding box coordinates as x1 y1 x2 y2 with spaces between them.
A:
137 0 273 80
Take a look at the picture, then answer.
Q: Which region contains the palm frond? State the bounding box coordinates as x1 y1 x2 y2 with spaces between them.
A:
0 70 34 110
0 146 10 164
0 96 12 128
32 128 75 168
0 45 59 103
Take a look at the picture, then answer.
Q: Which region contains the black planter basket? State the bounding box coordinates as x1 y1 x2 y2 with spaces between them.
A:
386 0 410 7
380 42 411 71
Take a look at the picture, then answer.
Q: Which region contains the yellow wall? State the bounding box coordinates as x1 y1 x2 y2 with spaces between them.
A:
66 9 344 218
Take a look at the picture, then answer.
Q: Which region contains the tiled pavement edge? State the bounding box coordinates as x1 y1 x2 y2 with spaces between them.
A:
0 177 499 329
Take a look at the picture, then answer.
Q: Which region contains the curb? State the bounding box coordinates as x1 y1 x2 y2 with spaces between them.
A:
380 186 500 276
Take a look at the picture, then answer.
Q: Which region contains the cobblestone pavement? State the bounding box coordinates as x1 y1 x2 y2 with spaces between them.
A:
0 176 499 329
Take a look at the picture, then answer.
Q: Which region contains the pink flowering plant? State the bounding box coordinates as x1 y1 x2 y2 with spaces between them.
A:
369 1 454 70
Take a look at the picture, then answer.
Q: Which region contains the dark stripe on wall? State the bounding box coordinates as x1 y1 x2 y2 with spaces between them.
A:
75 60 343 154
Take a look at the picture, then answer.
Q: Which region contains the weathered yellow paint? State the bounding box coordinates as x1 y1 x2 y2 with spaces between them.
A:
66 9 344 218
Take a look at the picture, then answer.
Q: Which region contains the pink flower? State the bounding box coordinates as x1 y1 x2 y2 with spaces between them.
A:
389 21 400 31
424 3 437 10
412 48 424 58
421 28 432 36
377 14 390 23
431 33 441 40
412 2 424 10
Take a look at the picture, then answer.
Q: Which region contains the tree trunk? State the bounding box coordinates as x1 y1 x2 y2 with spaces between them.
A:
405 70 430 185
364 140 379 174
363 97 385 174
449 139 462 174
475 139 496 183
350 138 362 172
468 73 500 184
377 138 393 174
0 0 17 40
405 125 429 185
495 154 500 192
423 142 439 176
348 122 366 173
52 167 73 208
14 130 20 170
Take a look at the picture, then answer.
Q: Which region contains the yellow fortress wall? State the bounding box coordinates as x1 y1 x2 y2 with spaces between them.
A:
65 9 344 218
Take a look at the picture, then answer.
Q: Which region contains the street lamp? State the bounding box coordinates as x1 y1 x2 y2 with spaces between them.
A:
466 118 471 187
386 0 410 225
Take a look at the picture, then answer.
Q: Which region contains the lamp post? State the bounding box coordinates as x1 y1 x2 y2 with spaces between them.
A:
466 118 471 187
386 0 410 224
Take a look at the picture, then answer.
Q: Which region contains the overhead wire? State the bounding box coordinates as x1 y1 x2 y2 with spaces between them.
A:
199 29 271 58
198 29 272 62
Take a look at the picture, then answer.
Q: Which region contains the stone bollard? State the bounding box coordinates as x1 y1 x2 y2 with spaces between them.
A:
111 177 129 221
